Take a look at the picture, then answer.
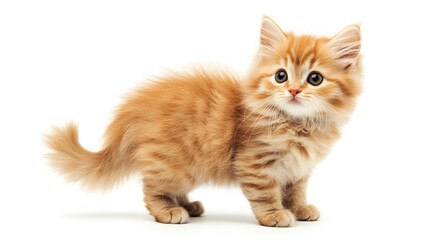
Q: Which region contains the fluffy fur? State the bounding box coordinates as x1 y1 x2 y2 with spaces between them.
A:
45 17 362 227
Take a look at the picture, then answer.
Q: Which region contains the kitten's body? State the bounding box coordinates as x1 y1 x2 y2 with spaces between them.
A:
46 17 362 227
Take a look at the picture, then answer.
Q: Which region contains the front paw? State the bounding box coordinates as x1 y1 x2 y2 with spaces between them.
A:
257 209 295 227
293 204 319 221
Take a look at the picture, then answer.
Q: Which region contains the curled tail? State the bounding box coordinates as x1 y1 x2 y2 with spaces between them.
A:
45 123 134 191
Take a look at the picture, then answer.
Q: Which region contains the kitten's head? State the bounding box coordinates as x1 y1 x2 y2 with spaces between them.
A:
245 17 362 125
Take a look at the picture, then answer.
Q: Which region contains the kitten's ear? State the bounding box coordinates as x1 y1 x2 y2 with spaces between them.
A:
327 25 361 68
259 16 287 58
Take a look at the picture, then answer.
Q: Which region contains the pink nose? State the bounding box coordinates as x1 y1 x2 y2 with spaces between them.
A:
288 89 302 97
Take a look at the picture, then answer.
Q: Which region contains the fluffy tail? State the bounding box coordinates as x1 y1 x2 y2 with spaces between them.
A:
45 123 134 191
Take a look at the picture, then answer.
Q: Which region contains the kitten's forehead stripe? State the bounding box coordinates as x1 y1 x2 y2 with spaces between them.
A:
309 57 317 69
284 35 321 68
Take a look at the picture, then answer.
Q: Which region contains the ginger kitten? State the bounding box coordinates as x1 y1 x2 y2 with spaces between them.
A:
46 17 362 227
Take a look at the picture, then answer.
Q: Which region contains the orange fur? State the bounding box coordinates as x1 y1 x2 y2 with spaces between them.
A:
45 17 362 227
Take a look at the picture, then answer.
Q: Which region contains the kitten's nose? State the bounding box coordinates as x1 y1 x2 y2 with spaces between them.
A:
288 89 302 97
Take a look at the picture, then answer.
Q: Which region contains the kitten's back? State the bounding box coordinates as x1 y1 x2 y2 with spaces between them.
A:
106 68 244 186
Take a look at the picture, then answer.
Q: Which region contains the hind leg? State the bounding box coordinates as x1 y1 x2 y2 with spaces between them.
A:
143 177 191 224
139 147 203 223
143 178 204 222
177 195 204 217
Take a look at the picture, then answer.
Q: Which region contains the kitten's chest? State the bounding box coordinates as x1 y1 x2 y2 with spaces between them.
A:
260 132 330 184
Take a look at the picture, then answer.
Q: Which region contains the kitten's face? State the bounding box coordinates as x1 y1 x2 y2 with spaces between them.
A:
246 17 362 122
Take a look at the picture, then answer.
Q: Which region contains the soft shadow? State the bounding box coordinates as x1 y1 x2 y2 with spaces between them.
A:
192 212 256 225
64 211 256 225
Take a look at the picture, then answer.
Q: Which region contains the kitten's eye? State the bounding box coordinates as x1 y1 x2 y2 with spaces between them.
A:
307 72 324 86
275 69 288 83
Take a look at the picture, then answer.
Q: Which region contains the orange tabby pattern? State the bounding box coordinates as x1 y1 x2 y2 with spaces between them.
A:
46 17 362 227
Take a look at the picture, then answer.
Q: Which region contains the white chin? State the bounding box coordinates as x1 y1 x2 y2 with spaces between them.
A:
282 102 315 118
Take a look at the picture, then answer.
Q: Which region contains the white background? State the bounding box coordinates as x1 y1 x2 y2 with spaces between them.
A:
1 0 428 239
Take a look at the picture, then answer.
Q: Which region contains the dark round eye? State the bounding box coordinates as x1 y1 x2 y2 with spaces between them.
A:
307 71 324 86
275 69 288 83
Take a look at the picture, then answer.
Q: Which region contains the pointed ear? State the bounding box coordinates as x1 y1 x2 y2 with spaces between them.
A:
327 25 361 68
259 16 287 57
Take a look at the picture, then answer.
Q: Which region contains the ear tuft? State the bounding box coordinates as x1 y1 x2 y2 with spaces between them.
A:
327 25 361 68
259 16 287 58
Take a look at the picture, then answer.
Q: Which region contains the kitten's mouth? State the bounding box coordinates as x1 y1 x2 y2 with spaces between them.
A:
289 98 301 104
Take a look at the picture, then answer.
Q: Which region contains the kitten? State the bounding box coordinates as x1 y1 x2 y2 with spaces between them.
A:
46 16 362 227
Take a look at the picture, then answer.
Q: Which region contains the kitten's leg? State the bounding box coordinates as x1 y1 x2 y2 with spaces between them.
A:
143 178 190 224
177 195 204 217
282 177 319 221
240 175 295 227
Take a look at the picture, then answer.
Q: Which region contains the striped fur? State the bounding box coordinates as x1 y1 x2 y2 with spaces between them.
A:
45 17 362 227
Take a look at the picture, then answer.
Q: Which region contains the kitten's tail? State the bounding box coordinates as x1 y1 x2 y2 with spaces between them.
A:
45 123 134 191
